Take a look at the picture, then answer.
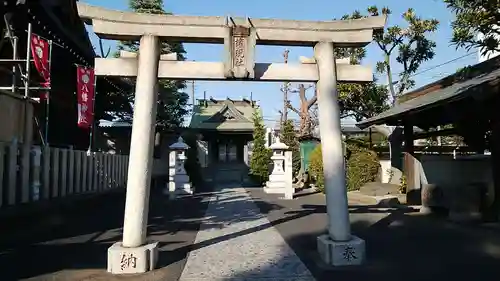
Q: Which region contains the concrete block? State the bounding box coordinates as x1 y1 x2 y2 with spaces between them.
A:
173 183 193 196
107 241 159 274
317 234 365 267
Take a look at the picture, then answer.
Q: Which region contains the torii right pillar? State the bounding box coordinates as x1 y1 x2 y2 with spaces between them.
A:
315 42 365 266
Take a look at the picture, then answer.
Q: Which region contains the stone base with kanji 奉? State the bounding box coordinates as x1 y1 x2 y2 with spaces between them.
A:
107 241 159 274
317 234 365 267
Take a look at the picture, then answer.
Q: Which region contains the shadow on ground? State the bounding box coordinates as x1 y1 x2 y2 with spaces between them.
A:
4 184 500 281
241 190 500 281
0 186 285 281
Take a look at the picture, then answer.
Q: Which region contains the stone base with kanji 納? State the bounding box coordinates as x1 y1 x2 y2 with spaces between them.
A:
317 234 365 267
107 241 159 274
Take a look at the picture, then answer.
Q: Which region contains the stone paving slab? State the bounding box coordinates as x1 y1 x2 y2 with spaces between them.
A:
179 188 316 281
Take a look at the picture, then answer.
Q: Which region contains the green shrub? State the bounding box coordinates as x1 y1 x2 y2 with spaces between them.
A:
309 141 380 192
309 145 325 191
249 110 271 184
280 120 300 176
399 174 407 194
182 133 204 190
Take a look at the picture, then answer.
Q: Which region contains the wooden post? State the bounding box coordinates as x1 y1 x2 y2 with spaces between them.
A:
92 153 98 191
51 148 60 198
118 155 123 187
60 149 68 197
82 152 88 192
87 152 94 191
42 146 50 199
106 154 112 189
0 144 5 207
489 117 500 221
113 155 118 188
75 151 82 193
403 122 419 205
68 150 75 194
31 146 42 201
99 153 104 190
7 141 17 205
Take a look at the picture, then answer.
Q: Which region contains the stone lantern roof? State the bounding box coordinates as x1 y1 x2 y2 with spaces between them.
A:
169 137 189 150
269 137 289 150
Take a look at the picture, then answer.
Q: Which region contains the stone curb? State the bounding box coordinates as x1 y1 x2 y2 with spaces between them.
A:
347 191 406 208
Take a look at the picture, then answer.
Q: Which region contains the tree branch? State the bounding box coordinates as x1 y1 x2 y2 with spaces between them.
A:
387 35 404 54
376 41 389 54
285 100 301 115
307 86 317 109
298 84 307 103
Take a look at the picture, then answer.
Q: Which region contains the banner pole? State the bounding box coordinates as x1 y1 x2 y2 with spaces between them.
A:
45 39 53 146
24 23 32 99
88 74 97 154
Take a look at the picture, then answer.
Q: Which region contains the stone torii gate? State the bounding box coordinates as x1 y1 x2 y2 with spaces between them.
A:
77 2 385 274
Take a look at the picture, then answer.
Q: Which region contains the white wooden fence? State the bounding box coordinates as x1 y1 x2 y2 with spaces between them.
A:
0 141 129 208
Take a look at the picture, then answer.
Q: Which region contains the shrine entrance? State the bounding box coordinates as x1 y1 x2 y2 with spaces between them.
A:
218 140 238 163
211 134 252 185
77 2 385 274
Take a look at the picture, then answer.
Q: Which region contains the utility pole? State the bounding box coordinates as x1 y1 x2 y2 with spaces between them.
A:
191 60 196 112
282 49 290 124
191 80 195 107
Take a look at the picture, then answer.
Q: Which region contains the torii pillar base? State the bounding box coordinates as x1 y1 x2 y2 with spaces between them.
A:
107 241 159 274
317 235 365 267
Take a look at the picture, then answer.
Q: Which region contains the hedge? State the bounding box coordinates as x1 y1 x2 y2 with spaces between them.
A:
309 140 380 192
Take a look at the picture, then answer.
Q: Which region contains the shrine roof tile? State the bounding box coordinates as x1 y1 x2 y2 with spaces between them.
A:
189 100 258 131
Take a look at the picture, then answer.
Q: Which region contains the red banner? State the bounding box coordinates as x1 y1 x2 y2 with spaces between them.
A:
76 66 95 129
30 34 51 100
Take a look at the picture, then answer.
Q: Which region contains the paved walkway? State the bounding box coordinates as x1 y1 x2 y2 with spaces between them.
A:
3 185 500 280
179 188 315 280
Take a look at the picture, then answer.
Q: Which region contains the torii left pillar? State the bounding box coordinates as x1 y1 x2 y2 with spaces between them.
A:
107 34 161 274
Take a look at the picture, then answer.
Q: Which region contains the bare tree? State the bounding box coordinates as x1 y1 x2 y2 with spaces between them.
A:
286 84 316 137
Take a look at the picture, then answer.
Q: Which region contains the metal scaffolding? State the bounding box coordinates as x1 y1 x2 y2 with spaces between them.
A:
1 13 52 145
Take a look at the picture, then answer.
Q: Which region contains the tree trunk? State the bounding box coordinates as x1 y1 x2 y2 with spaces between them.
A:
385 54 398 105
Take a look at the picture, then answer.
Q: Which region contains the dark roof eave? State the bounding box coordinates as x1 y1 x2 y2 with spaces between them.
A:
356 98 453 129
37 1 95 61
190 128 254 132
357 67 500 129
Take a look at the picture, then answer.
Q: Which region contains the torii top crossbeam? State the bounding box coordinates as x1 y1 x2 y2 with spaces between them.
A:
77 3 386 47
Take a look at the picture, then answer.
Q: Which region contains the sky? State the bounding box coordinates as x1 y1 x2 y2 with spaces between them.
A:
82 0 478 127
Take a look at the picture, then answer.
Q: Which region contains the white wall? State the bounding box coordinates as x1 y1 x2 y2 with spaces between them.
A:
380 159 392 183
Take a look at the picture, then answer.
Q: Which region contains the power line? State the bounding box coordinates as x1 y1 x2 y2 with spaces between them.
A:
394 52 476 78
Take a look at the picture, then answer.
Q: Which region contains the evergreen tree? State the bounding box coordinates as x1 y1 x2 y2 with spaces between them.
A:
249 110 271 184
444 0 500 56
280 120 300 175
115 0 189 130
182 133 204 191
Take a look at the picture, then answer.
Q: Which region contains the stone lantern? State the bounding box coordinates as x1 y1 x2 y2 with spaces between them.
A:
264 137 289 194
167 137 192 199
